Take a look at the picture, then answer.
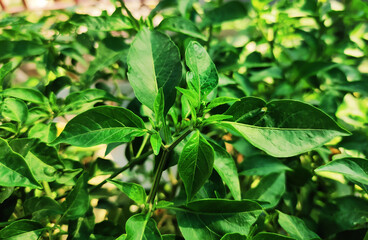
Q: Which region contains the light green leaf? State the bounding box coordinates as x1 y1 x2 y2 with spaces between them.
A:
0 138 41 189
0 220 45 240
28 122 57 143
238 155 291 176
0 41 46 60
178 130 214 201
315 158 368 185
222 99 350 157
208 139 241 200
245 173 286 209
150 132 162 156
125 213 162 240
63 172 89 220
52 106 146 147
206 97 239 110
176 87 199 109
158 17 206 41
1 88 48 105
127 28 182 113
154 88 165 126
185 41 218 98
252 232 294 240
1 98 28 123
107 179 147 205
220 233 247 240
278 211 320 240
0 62 13 89
173 199 263 240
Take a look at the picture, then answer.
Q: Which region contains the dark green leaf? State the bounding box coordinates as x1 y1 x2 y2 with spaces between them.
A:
63 172 89 220
208 139 241 200
24 197 63 220
1 98 28 123
125 213 162 240
0 62 13 88
0 41 46 60
245 173 285 208
52 106 146 147
203 1 248 26
158 17 206 41
315 158 368 185
178 130 215 201
0 220 44 240
222 99 350 157
252 232 294 240
278 211 320 240
127 28 182 113
0 138 41 189
150 132 162 156
64 89 119 110
107 179 147 205
185 41 218 98
67 207 95 240
206 97 239 110
154 88 165 126
238 155 291 176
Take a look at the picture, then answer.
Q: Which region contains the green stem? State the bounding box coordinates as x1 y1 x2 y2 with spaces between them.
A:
146 129 192 212
89 149 153 193
117 0 140 30
136 134 149 158
42 181 53 199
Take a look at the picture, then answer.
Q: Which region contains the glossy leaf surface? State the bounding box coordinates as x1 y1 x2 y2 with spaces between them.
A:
278 211 320 240
158 17 206 40
52 106 146 147
125 213 162 240
0 220 44 240
63 172 89 220
1 98 28 123
107 179 147 205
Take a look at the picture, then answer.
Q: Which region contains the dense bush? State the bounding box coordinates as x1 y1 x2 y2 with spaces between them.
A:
0 0 368 239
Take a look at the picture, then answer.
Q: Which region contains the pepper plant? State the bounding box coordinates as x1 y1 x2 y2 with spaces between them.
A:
0 0 368 239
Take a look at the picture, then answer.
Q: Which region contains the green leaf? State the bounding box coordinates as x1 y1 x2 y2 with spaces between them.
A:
0 138 41 189
208 139 241 200
178 130 215 201
315 158 368 185
176 87 200 109
173 199 263 240
0 220 45 240
24 197 64 220
278 211 320 240
0 41 46 60
1 98 28 123
24 142 64 182
67 207 95 240
244 173 286 208
63 172 89 220
127 28 182 113
64 89 119 110
150 132 162 156
238 155 291 176
203 1 248 26
220 233 247 240
154 88 165 126
107 179 147 205
1 88 48 105
222 99 350 157
185 41 218 98
158 17 206 41
125 213 162 240
252 232 294 240
0 62 13 89
206 97 239 110
28 122 57 143
52 106 146 147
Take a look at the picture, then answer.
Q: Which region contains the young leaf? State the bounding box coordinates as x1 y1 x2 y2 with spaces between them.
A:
1 98 28 123
277 211 320 240
221 99 350 157
185 41 218 98
208 139 241 200
28 122 57 143
0 138 41 189
63 172 89 220
178 130 215 201
107 179 147 205
158 17 206 41
315 158 368 185
206 97 239 110
1 88 48 105
127 28 182 113
150 132 162 155
52 106 146 147
125 213 162 240
0 220 45 240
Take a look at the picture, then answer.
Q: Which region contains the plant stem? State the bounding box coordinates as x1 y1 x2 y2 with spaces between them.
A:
43 181 53 199
146 129 192 212
117 0 140 30
89 149 153 193
136 134 149 158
